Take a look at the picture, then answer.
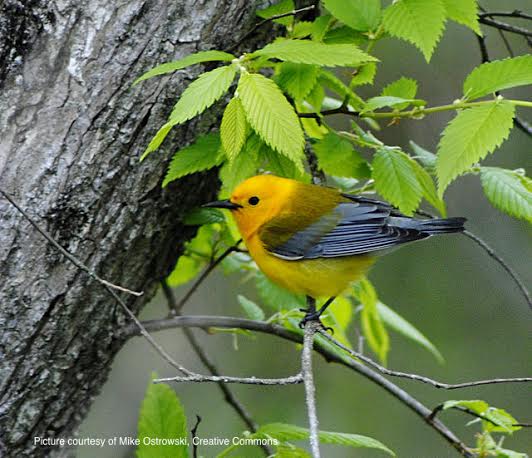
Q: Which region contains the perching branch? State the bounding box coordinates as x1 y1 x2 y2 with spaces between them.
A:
125 315 476 457
301 300 321 458
478 16 532 37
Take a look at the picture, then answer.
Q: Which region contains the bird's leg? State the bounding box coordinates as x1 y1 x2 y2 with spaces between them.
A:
299 296 336 331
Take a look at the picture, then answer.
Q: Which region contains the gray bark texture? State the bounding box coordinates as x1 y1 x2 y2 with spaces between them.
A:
0 0 274 455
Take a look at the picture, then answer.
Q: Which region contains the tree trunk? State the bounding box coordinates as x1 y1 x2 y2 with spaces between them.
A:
0 1 272 455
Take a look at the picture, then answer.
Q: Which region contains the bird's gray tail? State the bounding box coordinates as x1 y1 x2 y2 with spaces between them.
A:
390 217 466 234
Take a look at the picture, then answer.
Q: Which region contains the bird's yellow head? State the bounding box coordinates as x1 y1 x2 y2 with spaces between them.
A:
203 175 297 239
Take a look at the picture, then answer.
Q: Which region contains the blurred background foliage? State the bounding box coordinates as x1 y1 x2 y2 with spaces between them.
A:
80 0 530 456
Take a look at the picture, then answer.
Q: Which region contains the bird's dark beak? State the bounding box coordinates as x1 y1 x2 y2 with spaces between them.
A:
202 199 242 210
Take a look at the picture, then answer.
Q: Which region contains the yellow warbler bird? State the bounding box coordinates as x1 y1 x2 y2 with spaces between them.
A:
204 175 465 324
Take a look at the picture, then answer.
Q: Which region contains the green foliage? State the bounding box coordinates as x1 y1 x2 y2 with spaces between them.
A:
313 132 370 178
276 63 319 101
463 55 532 100
442 0 480 34
184 208 225 226
219 135 260 194
354 278 389 364
442 400 522 433
253 423 395 455
256 0 295 26
322 0 381 32
377 302 443 363
350 63 377 87
372 148 422 215
238 72 304 163
163 133 223 187
255 272 305 311
252 39 378 67
137 376 188 458
363 95 425 113
480 168 532 222
409 158 447 216
383 0 446 62
436 101 515 195
133 50 235 85
238 294 265 321
220 97 248 161
380 77 419 110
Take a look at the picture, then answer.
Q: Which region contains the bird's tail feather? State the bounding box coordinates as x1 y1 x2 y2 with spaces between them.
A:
391 217 466 234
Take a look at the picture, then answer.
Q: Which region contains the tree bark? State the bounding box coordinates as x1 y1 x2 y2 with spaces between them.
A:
0 1 272 455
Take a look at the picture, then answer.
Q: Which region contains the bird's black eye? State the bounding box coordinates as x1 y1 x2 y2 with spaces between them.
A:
248 196 260 206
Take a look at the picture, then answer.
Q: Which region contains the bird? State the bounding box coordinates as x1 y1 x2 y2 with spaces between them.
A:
204 174 465 326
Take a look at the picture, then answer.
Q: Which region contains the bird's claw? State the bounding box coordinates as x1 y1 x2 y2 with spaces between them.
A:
298 309 334 334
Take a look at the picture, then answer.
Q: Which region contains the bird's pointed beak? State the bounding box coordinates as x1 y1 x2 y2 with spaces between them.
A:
202 199 242 210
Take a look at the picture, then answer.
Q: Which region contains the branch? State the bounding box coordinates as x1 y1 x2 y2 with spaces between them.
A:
301 306 321 457
478 16 532 37
479 11 532 21
154 373 303 385
462 230 531 311
123 315 525 456
0 188 143 297
191 415 202 458
227 5 315 52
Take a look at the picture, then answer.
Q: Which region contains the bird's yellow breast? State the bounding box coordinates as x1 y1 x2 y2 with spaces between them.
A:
246 234 375 297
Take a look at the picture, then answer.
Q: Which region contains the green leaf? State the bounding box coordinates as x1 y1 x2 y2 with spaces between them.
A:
311 15 333 41
409 141 437 171
381 77 418 99
480 168 532 222
163 133 223 187
443 401 521 434
377 302 444 363
292 21 314 39
255 272 306 311
220 97 248 161
237 295 265 321
372 148 422 215
323 25 367 45
259 145 304 179
383 0 446 61
276 62 319 101
274 444 311 458
322 296 353 348
252 39 378 67
350 63 377 87
442 0 480 35
322 0 382 32
306 82 325 110
318 70 364 109
237 72 304 162
184 208 225 226
436 101 515 196
463 55 532 100
314 132 370 178
257 0 295 26
219 135 260 194
363 95 425 113
133 50 235 85
167 255 202 287
409 158 447 216
354 278 389 364
256 423 395 455
137 376 188 458
443 399 489 413
169 65 237 124
141 123 174 161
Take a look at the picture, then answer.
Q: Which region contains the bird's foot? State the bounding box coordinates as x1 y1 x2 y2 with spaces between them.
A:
298 308 333 333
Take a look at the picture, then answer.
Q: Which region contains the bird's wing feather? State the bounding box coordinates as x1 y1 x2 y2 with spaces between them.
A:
261 197 430 260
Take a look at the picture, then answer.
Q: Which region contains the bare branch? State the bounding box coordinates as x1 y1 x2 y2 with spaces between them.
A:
479 11 532 21
172 241 242 314
191 415 202 458
154 373 303 385
0 188 143 297
462 230 531 311
478 16 532 37
126 314 476 456
302 317 321 457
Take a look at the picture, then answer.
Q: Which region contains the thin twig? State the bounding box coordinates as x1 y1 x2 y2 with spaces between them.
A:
478 17 532 37
317 330 532 390
227 5 315 52
462 230 531 311
0 188 143 297
126 315 475 456
191 415 202 458
161 281 272 456
479 11 532 21
155 373 303 385
172 240 242 314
